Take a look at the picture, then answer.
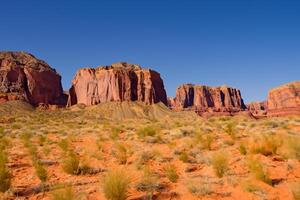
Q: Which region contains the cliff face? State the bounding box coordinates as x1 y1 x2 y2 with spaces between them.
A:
267 81 300 116
171 84 246 115
67 62 167 106
0 51 66 106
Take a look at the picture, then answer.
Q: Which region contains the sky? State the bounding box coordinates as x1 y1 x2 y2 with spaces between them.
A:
1 0 300 103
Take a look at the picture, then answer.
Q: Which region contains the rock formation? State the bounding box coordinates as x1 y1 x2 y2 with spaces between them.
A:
67 62 167 106
0 51 66 106
171 84 247 115
267 81 300 116
247 101 267 118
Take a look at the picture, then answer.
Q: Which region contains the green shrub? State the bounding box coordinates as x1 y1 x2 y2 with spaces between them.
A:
211 151 229 178
102 168 130 200
164 165 179 183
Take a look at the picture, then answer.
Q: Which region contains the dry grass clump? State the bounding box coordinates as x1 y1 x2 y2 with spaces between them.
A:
51 185 80 200
194 133 214 151
102 168 131 200
137 126 157 138
247 158 271 185
62 150 80 175
113 143 132 165
164 164 179 183
136 166 161 199
279 135 300 160
211 151 229 178
224 122 237 140
249 133 282 156
0 148 11 192
187 179 212 197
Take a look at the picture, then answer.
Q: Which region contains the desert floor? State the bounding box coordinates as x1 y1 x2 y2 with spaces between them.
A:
0 101 300 200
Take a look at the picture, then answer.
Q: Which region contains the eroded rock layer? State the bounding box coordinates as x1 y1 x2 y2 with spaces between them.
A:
0 51 65 106
67 62 167 106
247 101 267 118
267 81 300 116
171 84 246 115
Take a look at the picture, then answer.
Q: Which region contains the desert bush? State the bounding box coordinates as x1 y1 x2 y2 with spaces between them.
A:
224 123 237 140
136 167 160 199
291 182 300 200
179 151 189 163
250 134 282 156
137 126 157 138
239 143 247 155
58 138 69 152
113 143 129 165
247 158 271 185
62 150 80 175
187 179 212 197
38 135 47 146
34 161 48 183
110 127 122 140
164 165 179 183
242 180 263 193
211 151 229 178
0 150 11 192
102 168 130 200
136 151 156 170
280 136 300 160
195 133 214 150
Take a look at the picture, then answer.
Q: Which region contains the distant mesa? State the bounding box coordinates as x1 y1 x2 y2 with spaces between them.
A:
169 84 247 116
267 81 300 117
0 51 67 106
67 62 168 106
1 51 300 118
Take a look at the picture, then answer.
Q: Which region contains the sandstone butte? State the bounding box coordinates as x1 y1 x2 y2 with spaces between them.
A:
67 62 168 106
267 81 300 117
169 84 247 116
0 51 66 106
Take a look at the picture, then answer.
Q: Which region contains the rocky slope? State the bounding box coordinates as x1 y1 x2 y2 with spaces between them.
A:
67 62 167 106
0 51 66 106
267 81 300 116
247 101 267 118
170 84 247 116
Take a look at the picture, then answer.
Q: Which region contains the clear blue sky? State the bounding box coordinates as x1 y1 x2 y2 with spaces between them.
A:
1 0 300 103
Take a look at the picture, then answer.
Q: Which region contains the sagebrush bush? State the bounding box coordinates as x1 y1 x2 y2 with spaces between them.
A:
211 151 229 178
164 165 179 183
102 168 130 200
